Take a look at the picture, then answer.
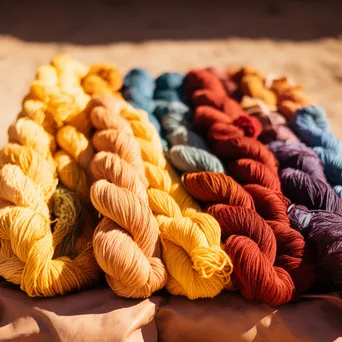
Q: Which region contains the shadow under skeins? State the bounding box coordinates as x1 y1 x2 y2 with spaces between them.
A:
181 69 316 306
123 69 225 173
270 141 342 292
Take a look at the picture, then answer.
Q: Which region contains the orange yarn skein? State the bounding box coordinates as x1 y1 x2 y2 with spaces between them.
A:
88 95 167 298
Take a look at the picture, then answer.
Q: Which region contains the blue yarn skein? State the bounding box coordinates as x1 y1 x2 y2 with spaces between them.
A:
123 70 225 173
290 105 342 196
123 68 166 147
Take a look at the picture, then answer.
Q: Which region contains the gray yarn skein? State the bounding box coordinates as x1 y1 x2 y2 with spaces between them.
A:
154 80 226 173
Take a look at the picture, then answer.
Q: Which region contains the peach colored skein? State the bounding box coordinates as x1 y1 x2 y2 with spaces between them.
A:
88 95 167 298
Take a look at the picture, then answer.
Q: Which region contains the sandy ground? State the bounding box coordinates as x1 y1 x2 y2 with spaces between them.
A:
0 0 341 147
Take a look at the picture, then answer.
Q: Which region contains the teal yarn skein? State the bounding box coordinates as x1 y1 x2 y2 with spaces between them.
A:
123 68 166 147
123 69 225 173
289 105 342 197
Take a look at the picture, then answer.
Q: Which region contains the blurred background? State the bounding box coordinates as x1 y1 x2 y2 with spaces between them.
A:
0 0 341 146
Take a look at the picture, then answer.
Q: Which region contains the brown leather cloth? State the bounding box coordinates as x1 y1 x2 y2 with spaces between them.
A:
1 282 341 342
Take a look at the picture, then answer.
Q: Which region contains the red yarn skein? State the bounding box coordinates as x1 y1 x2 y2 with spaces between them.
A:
182 172 298 306
182 69 316 305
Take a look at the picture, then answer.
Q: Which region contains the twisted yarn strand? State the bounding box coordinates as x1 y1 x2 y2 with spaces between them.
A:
270 141 342 291
88 95 167 298
289 105 342 198
231 66 311 120
21 55 94 202
0 56 101 297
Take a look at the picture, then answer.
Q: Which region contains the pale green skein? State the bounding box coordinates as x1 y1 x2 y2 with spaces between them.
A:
169 145 225 173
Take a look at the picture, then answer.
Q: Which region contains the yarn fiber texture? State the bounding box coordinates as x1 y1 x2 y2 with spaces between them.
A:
270 141 342 291
85 86 233 298
22 55 95 202
240 96 300 145
231 66 311 120
88 95 167 298
123 69 225 173
182 69 316 305
0 55 101 297
289 105 342 197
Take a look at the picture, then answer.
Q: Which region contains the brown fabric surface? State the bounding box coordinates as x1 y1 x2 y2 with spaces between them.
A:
1 282 341 342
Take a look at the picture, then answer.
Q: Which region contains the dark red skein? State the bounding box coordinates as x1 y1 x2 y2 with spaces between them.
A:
182 172 307 306
182 69 316 304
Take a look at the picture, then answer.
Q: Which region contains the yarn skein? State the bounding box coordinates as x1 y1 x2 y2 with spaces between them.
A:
123 69 225 173
289 105 342 197
122 69 167 147
182 69 316 304
269 141 342 291
182 171 297 306
88 95 167 298
211 66 308 142
231 66 311 120
84 86 233 298
269 141 342 213
0 57 101 297
21 55 94 202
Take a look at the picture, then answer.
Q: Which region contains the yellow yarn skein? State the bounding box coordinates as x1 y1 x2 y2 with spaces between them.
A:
82 64 123 96
88 96 167 298
86 93 233 299
19 55 94 202
0 58 101 297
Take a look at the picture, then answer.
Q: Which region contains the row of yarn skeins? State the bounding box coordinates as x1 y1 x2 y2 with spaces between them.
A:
0 55 340 307
0 55 235 302
122 66 342 302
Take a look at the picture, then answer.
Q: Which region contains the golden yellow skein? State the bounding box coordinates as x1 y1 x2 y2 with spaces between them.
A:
19 55 94 202
82 64 123 96
0 57 101 297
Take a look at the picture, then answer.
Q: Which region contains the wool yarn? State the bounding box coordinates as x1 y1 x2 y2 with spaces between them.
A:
269 141 342 213
88 95 167 298
231 67 311 120
0 56 101 296
240 96 300 144
123 69 225 173
269 141 342 291
289 105 342 196
205 67 242 101
82 63 123 96
208 66 308 141
84 88 233 298
21 55 94 202
288 205 342 291
123 69 166 146
183 69 316 305
182 172 298 306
